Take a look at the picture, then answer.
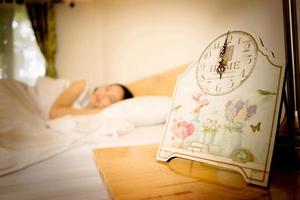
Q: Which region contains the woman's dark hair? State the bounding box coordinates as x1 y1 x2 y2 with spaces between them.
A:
114 83 134 100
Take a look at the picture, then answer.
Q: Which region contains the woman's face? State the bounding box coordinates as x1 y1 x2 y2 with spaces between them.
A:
88 84 124 109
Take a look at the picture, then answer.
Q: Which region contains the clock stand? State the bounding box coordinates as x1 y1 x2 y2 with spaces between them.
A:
272 75 300 168
273 0 300 168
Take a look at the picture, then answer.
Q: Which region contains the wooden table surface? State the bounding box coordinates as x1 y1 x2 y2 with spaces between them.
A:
93 144 300 200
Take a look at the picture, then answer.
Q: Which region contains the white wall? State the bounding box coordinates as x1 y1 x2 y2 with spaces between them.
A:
55 1 104 87
55 0 285 88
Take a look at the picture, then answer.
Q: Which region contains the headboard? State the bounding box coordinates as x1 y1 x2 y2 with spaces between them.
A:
126 64 189 97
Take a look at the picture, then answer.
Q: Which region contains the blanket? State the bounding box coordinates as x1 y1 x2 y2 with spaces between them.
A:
0 79 134 176
0 79 75 176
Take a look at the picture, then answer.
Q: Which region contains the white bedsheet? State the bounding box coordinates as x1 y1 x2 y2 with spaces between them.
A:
0 79 140 176
0 124 165 200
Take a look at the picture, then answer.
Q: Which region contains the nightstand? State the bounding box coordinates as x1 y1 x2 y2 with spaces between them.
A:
93 144 299 200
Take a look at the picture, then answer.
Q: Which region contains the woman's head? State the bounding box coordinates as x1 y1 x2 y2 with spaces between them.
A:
88 83 133 109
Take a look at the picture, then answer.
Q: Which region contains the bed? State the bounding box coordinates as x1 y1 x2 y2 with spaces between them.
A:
0 64 188 200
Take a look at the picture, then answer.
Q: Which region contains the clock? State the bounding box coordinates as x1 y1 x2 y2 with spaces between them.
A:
196 31 258 96
157 30 285 187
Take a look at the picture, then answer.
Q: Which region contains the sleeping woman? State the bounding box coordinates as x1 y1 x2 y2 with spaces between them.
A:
49 80 133 119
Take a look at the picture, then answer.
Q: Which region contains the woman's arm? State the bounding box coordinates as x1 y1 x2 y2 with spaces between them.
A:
49 80 101 119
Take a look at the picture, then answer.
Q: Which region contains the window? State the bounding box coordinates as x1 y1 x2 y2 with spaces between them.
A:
0 4 45 86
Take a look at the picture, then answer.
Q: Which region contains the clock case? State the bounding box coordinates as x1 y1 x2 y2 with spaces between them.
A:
156 30 285 187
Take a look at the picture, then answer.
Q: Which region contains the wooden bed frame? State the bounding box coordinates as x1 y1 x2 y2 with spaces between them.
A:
126 64 188 97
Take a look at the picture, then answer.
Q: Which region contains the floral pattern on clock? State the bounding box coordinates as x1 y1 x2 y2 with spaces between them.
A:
170 94 259 163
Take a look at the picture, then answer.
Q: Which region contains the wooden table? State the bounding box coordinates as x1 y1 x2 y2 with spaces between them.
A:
93 144 300 200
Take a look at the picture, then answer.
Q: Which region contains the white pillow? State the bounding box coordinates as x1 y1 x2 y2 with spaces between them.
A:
27 77 70 119
99 96 172 126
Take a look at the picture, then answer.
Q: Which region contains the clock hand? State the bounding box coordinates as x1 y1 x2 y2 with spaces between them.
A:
216 31 230 79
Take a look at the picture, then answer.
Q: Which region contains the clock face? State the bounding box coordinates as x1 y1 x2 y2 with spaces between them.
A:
196 31 258 96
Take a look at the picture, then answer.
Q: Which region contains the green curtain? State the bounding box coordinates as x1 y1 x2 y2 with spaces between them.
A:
26 2 57 78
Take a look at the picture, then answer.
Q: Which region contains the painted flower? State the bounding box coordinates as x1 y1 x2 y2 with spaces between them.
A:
225 101 237 121
225 100 257 123
202 119 220 133
235 107 248 122
192 88 209 113
194 99 209 113
235 100 244 112
172 120 195 139
192 93 201 102
246 105 257 119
